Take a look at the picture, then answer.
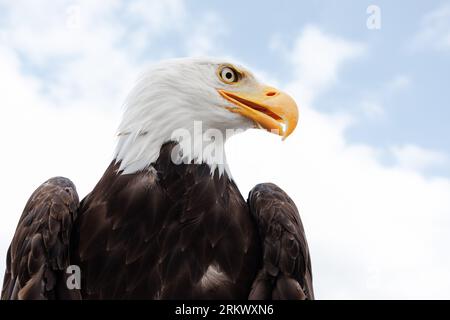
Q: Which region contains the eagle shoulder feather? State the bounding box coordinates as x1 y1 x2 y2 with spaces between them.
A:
247 183 314 300
1 177 81 300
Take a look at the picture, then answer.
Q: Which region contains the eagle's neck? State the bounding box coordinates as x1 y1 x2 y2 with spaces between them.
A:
114 122 231 176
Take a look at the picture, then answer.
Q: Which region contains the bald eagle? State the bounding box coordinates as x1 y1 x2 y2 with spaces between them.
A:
2 58 313 300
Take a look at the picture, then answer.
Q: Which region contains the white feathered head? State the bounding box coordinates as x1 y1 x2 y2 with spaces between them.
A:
115 57 298 175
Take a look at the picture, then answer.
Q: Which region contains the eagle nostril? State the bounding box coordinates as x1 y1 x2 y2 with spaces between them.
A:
265 91 277 97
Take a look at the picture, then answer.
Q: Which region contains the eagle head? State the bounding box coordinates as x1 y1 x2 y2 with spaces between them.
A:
115 57 298 175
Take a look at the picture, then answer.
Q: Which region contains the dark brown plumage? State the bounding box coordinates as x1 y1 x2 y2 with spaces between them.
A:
1 178 81 300
2 142 313 299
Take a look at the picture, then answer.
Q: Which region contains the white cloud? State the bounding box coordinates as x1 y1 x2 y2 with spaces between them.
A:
387 74 411 91
391 144 448 171
286 25 365 105
124 0 187 53
358 74 411 118
0 0 192 108
184 12 228 56
126 0 186 30
413 4 450 51
360 99 385 118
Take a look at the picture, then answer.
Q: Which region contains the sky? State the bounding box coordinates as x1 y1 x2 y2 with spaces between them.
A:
0 0 449 299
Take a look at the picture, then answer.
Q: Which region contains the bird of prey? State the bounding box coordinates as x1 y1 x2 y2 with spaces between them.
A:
2 58 314 300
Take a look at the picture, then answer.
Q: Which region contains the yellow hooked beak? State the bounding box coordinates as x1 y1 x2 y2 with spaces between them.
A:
218 86 298 139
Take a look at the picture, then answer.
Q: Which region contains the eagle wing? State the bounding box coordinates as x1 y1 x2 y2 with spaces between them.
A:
1 177 80 300
247 183 314 300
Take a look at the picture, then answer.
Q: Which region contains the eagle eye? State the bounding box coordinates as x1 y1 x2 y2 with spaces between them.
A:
219 66 239 84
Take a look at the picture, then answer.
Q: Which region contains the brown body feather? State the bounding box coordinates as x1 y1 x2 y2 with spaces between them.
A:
2 142 313 299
